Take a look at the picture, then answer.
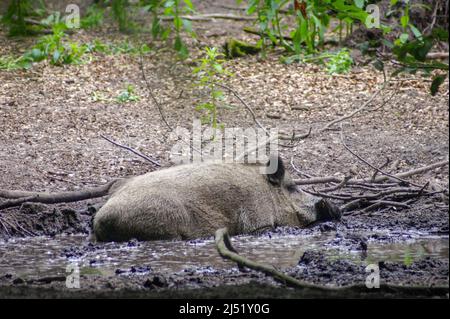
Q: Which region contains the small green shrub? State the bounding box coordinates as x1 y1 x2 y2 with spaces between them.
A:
81 4 105 29
116 84 140 103
193 47 233 131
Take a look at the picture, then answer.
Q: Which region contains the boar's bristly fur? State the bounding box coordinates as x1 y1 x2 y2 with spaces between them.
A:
93 156 340 241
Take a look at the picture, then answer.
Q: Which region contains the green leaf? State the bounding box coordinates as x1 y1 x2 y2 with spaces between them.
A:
430 75 446 96
30 48 43 61
52 50 61 64
212 90 224 100
400 15 409 28
182 19 192 33
213 63 223 73
399 33 409 43
183 0 194 10
174 36 189 59
409 24 422 39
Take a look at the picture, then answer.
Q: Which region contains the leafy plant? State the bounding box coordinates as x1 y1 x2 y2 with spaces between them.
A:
282 47 353 74
116 84 140 103
142 0 196 59
21 24 88 67
86 39 151 55
1 0 46 36
111 0 134 32
81 4 105 29
241 0 368 55
193 47 233 131
0 55 24 70
325 48 353 74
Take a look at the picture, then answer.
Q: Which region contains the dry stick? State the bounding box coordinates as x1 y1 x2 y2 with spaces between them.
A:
160 13 257 21
293 159 449 187
139 53 173 132
139 52 202 156
216 81 311 149
319 175 353 192
369 159 449 183
290 157 313 178
214 82 269 135
214 83 310 148
339 125 425 189
0 179 118 210
319 85 386 132
371 157 390 182
361 200 411 212
427 52 450 59
100 135 161 167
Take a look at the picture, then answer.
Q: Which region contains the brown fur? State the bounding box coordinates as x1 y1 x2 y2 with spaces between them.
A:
93 157 340 241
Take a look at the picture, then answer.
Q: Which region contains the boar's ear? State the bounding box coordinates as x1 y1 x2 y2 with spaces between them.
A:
264 155 285 186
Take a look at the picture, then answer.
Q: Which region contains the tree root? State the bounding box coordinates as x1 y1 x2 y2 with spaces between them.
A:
214 228 449 297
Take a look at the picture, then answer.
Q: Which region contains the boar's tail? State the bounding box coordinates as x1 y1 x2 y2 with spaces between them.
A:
265 154 285 186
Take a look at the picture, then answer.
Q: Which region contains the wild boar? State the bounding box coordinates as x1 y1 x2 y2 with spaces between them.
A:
93 156 340 241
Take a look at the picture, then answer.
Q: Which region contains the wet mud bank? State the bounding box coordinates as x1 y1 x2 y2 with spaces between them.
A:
0 200 448 298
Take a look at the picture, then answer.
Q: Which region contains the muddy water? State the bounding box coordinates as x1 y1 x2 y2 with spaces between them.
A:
0 232 448 279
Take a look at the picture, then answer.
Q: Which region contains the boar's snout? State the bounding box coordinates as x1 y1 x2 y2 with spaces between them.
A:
314 198 341 222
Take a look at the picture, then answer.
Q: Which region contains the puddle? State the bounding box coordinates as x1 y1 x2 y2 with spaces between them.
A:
0 232 448 279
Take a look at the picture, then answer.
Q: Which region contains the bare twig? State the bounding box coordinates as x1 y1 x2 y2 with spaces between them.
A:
160 13 256 21
100 135 161 167
319 175 353 192
214 82 269 135
339 125 424 188
320 85 386 132
138 53 173 131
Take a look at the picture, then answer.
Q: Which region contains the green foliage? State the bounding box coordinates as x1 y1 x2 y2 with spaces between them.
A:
116 84 140 103
111 0 133 32
242 0 367 55
1 0 41 36
21 24 88 67
282 47 353 74
193 47 233 130
81 4 104 29
87 39 151 55
0 55 24 70
142 0 196 59
391 33 448 94
325 48 353 74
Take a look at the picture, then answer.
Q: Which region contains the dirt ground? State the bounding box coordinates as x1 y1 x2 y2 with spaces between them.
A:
0 0 448 298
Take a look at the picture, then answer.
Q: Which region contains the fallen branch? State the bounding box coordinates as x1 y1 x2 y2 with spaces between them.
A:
100 135 161 167
160 13 256 21
427 52 449 59
215 227 335 290
0 179 119 210
215 228 449 297
293 159 448 186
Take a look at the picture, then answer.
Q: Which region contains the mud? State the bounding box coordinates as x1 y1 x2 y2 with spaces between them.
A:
0 199 448 298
